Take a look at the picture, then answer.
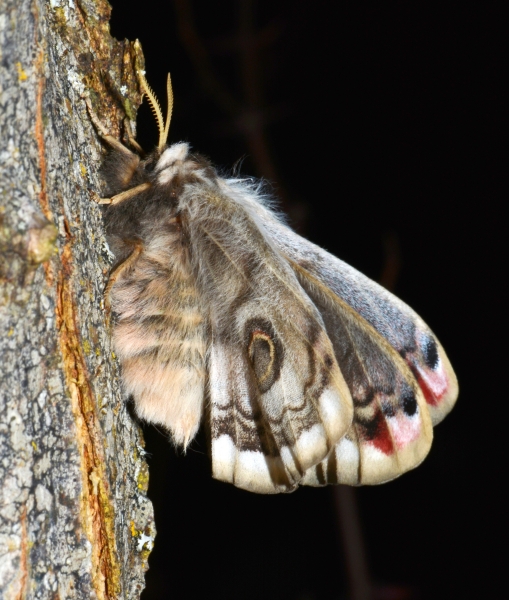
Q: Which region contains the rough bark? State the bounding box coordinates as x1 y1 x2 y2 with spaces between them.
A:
0 1 155 598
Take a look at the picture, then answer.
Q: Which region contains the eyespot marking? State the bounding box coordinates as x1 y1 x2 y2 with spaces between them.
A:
245 319 283 393
249 330 275 384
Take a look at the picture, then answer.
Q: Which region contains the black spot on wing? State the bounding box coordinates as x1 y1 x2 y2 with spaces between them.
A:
402 388 418 416
422 335 439 370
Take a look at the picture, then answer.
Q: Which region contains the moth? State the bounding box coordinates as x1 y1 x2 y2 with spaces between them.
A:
90 73 458 494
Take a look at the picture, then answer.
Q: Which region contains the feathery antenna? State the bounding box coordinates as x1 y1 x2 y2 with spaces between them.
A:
138 70 174 151
162 73 174 149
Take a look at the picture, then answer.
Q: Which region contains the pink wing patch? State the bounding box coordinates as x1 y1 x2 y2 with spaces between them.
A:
404 328 458 425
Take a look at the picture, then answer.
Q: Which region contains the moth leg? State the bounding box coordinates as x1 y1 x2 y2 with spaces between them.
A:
104 240 143 310
96 183 152 207
84 97 135 156
88 189 105 204
123 117 144 155
88 182 151 207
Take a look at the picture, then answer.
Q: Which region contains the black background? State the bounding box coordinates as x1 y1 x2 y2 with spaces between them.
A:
108 2 503 599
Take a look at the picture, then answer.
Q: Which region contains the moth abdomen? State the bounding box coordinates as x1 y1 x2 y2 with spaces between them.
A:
107 194 208 448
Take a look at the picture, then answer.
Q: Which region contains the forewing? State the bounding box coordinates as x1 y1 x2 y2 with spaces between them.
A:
180 182 354 493
239 193 458 425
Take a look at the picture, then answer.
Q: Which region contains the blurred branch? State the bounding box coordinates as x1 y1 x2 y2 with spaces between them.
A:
173 0 283 198
334 486 372 600
174 0 240 114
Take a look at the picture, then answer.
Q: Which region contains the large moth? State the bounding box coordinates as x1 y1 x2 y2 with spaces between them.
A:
91 73 458 494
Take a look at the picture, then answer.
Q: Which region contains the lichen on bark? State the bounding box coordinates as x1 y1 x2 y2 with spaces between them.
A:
0 1 154 598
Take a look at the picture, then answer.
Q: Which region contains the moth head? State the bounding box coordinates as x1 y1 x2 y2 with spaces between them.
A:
100 72 217 248
137 72 216 187
101 71 174 195
101 72 211 197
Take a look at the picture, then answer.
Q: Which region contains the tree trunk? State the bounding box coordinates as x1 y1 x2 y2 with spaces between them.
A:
0 1 154 598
